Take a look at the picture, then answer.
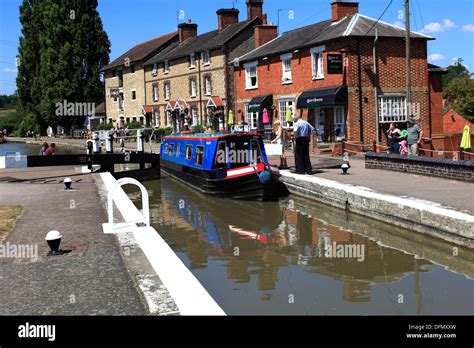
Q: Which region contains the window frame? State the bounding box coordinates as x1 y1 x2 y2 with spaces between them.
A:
202 51 211 66
310 46 325 80
168 143 175 156
185 144 193 160
152 83 159 102
189 53 196 69
131 89 137 101
190 78 197 98
244 103 259 130
195 145 204 166
244 61 258 90
280 53 293 84
204 75 212 96
164 60 169 74
278 98 295 128
378 95 408 123
164 82 171 101
152 63 158 76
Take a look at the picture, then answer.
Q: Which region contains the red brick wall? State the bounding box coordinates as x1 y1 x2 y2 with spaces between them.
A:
234 36 432 145
429 71 445 150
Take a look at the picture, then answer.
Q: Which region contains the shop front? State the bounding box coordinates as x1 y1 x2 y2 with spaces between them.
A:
297 86 347 142
247 94 273 139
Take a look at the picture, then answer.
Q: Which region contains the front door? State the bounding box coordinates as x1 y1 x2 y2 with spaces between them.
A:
333 106 345 141
315 108 326 142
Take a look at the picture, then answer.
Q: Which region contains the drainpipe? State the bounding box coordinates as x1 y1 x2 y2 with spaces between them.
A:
357 39 364 144
373 29 379 145
198 52 203 125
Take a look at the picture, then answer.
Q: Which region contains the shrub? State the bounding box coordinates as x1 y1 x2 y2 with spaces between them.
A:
17 113 38 136
192 124 204 134
127 121 142 129
96 122 112 131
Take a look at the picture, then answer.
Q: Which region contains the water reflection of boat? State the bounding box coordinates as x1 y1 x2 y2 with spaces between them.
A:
160 132 283 201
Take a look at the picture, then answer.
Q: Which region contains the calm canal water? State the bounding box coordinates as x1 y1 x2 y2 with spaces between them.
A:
3 143 472 315
0 142 80 156
137 176 474 315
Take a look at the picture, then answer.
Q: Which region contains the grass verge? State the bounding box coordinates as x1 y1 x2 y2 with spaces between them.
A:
0 205 24 241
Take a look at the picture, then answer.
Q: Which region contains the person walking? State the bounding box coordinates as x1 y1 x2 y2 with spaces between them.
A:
271 120 288 169
293 113 315 174
406 116 423 156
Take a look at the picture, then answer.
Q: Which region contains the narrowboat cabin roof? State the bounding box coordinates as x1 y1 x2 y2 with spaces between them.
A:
163 132 262 140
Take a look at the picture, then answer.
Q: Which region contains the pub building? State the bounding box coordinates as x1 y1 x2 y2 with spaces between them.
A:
233 0 446 152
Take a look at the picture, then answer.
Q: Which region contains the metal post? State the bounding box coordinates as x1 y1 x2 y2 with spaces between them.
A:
105 131 114 154
405 0 411 105
92 132 100 154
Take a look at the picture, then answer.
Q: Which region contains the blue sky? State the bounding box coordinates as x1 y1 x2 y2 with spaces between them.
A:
1 0 473 95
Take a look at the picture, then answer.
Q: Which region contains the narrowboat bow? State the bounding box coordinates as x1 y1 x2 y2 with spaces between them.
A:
160 132 285 201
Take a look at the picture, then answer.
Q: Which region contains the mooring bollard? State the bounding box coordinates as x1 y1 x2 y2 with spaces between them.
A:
137 129 145 153
92 132 101 154
105 131 113 154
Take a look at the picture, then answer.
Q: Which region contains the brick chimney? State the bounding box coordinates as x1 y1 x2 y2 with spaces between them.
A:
254 23 277 48
246 0 263 21
331 0 359 22
178 19 198 43
217 8 239 31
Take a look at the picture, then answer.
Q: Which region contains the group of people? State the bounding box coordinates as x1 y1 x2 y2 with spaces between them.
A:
386 116 423 156
39 142 55 156
271 113 315 174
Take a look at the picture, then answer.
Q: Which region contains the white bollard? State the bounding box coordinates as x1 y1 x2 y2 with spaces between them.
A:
137 129 145 153
92 132 101 154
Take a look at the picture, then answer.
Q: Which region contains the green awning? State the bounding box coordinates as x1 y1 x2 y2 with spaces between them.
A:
248 94 273 113
297 86 347 109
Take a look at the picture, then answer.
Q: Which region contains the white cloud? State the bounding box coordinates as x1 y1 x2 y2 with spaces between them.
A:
420 19 457 33
462 24 474 32
393 21 404 28
1 67 17 73
428 53 446 62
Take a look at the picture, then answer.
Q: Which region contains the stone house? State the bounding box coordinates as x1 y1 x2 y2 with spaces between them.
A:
101 32 178 127
142 0 275 132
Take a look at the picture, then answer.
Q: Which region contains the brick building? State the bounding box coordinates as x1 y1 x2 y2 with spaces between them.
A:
142 0 274 132
233 0 445 150
101 32 178 127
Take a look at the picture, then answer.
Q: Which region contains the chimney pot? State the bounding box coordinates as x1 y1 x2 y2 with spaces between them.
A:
254 24 277 48
216 8 240 31
246 0 263 21
178 20 198 43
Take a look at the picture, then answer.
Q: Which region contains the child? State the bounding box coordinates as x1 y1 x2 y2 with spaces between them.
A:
399 140 409 156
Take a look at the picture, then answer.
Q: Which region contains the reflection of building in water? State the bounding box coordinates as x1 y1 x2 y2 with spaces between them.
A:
227 257 251 283
343 280 371 302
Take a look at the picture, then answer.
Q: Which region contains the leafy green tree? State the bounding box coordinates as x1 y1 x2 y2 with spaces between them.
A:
17 0 110 133
442 58 472 90
444 76 474 122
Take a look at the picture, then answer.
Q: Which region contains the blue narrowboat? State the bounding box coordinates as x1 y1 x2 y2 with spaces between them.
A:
160 132 284 200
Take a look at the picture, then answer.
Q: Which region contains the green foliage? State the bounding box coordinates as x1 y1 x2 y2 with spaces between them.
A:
192 124 204 133
17 113 38 136
444 76 474 122
127 121 142 129
442 58 472 89
155 127 173 136
0 110 24 134
16 0 110 133
96 122 112 131
0 94 18 109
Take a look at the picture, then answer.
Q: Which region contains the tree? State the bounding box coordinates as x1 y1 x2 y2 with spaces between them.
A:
444 76 474 122
442 58 472 90
16 0 110 133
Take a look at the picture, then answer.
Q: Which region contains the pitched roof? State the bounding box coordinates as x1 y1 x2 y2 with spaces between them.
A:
144 19 258 66
428 63 448 73
102 31 178 71
443 109 473 134
236 13 433 64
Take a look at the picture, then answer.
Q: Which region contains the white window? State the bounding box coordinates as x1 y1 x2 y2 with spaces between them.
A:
202 51 210 65
279 99 295 127
192 108 199 125
280 53 292 83
310 46 325 79
131 89 136 101
189 53 196 68
154 109 160 127
152 63 157 76
378 95 407 123
153 83 159 102
164 60 169 74
204 76 212 95
166 111 172 125
245 103 258 130
244 61 258 89
190 79 197 97
164 83 171 100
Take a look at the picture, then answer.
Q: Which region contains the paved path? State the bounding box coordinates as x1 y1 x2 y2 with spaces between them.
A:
269 153 474 214
0 166 145 315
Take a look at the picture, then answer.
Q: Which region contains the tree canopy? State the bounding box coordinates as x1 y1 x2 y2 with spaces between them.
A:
16 0 110 133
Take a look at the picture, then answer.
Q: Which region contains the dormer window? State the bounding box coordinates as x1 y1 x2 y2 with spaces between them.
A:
164 60 169 74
